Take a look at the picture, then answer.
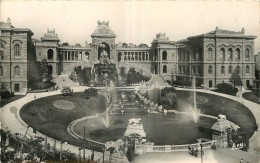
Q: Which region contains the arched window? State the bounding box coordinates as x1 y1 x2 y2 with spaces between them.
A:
15 66 20 76
246 66 249 74
220 48 225 61
221 65 225 74
235 48 240 60
0 66 3 76
14 44 21 57
162 51 167 60
228 66 232 74
163 65 167 73
208 48 213 60
47 49 54 60
245 49 250 59
0 43 4 60
208 66 212 74
228 48 233 60
85 52 89 60
118 52 122 62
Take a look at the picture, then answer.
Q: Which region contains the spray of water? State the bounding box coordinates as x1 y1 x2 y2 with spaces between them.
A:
192 76 200 123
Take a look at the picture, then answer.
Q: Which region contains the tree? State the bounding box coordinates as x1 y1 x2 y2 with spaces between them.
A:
84 88 98 99
40 59 49 81
122 43 128 48
229 67 243 87
75 43 81 47
138 44 148 48
61 42 69 47
160 87 178 109
170 71 174 85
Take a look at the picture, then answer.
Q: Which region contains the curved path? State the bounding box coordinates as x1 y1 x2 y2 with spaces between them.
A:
0 86 104 162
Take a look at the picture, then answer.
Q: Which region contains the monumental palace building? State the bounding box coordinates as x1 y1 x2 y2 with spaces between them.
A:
0 19 257 94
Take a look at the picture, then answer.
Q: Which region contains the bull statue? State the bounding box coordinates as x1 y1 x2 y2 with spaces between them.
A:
105 139 125 154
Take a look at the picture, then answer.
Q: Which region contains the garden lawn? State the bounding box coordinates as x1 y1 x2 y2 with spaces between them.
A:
176 91 257 137
242 91 260 104
20 92 103 151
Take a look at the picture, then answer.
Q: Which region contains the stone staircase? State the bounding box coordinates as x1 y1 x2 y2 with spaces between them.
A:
54 75 79 88
146 74 169 87
61 61 91 75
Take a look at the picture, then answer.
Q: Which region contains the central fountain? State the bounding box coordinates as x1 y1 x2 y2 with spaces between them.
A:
189 76 200 123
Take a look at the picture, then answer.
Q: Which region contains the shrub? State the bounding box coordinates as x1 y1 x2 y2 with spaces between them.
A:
159 87 178 110
0 91 13 99
61 87 72 96
84 88 98 99
247 85 254 90
30 81 55 90
215 83 238 96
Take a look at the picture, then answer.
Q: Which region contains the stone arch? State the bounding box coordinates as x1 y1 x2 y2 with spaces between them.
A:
98 42 110 60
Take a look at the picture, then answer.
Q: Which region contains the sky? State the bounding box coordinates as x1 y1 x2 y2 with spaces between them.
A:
1 0 260 53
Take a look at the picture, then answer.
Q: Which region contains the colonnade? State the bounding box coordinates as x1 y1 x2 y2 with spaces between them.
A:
60 50 89 61
119 51 150 61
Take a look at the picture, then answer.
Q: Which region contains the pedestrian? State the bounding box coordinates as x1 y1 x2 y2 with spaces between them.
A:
34 94 36 99
240 158 244 163
91 150 94 161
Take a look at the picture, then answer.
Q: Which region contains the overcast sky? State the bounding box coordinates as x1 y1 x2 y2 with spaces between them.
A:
1 0 260 53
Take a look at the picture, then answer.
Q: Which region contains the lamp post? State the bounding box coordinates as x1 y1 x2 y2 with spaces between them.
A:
200 143 204 163
103 147 105 163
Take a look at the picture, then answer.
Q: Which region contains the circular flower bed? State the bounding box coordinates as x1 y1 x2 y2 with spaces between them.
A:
53 100 75 110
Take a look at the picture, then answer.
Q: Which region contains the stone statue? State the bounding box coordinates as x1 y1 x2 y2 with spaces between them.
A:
105 139 125 154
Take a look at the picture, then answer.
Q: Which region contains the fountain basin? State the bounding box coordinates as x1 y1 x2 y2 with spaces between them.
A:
70 113 217 145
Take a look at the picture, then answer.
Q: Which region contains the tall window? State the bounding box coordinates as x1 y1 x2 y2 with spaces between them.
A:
0 43 4 60
178 65 181 73
221 66 225 74
14 44 21 57
198 66 201 75
183 65 186 73
209 80 213 87
193 49 196 60
162 51 167 60
193 65 196 74
0 66 3 76
245 49 250 59
228 66 232 74
220 48 225 61
208 48 213 61
187 65 190 73
246 66 249 74
47 49 54 60
15 66 20 76
228 48 233 60
235 48 240 60
163 65 167 73
236 66 240 74
198 48 202 60
208 66 212 74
